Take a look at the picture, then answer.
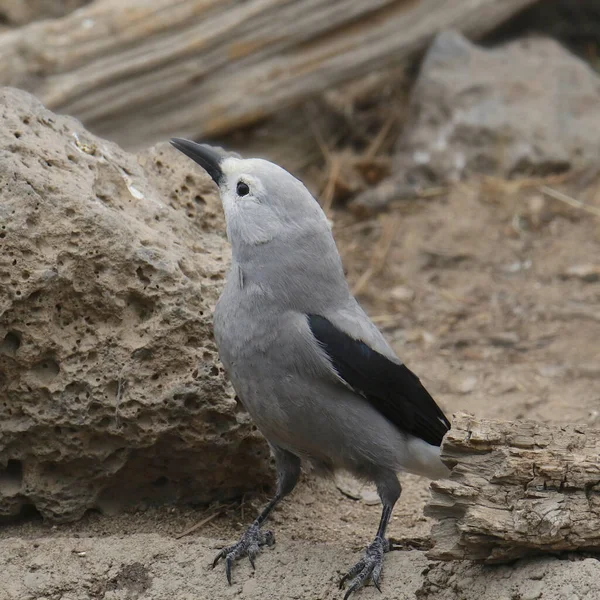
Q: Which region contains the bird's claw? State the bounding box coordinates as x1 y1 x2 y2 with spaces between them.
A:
212 522 275 584
340 537 389 599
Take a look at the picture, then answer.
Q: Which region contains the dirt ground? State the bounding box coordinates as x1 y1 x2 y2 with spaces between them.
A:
2 174 600 599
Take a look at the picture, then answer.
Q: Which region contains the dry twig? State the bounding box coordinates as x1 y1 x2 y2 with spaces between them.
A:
175 501 238 540
539 185 600 219
364 110 399 160
320 156 341 217
352 215 400 295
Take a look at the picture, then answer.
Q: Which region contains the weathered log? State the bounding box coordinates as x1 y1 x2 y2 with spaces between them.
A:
0 0 537 149
425 413 600 562
0 0 90 26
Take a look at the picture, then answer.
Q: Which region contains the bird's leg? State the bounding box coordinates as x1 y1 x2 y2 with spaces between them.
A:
339 474 401 599
213 445 300 584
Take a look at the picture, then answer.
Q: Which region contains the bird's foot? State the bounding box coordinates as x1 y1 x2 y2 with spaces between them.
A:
212 521 275 584
339 536 390 599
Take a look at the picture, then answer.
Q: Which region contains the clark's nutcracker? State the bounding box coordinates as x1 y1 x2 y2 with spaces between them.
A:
170 139 450 598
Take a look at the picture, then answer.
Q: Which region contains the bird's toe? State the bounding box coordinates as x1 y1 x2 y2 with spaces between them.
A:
339 558 366 589
339 537 388 598
372 562 383 592
212 522 275 584
225 554 234 585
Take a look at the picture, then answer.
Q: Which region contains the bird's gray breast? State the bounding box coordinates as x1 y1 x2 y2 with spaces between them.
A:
213 268 284 388
213 267 327 442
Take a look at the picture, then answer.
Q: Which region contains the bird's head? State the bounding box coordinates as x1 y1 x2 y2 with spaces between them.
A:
170 139 328 251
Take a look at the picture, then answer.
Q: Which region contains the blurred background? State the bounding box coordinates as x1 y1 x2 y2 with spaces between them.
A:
3 0 592 419
1 1 600 595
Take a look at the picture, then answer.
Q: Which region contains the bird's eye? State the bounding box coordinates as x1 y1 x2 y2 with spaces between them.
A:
236 181 250 196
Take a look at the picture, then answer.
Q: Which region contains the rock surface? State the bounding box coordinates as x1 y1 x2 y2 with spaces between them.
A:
395 31 600 182
0 87 271 522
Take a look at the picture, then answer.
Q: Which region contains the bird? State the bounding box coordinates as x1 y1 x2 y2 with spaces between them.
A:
170 138 451 598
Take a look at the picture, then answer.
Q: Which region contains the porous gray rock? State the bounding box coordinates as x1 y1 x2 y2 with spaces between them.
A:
396 31 600 182
0 87 271 522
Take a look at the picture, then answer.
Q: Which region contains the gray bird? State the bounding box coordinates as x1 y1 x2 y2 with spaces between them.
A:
170 139 450 598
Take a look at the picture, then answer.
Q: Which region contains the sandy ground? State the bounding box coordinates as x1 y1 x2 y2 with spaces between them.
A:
2 175 600 598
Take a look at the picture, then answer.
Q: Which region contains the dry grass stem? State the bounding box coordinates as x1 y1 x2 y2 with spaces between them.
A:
321 156 341 216
305 106 332 164
539 186 600 219
365 111 398 159
480 171 573 194
352 215 401 295
175 501 238 539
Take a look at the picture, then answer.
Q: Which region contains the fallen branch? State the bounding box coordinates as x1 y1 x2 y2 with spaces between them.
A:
0 0 537 149
425 413 600 562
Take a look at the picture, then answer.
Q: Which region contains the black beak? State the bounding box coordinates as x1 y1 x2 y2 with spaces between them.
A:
170 138 223 186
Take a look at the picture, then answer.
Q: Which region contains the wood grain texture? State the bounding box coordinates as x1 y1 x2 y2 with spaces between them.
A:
426 413 600 562
0 0 90 25
0 0 536 148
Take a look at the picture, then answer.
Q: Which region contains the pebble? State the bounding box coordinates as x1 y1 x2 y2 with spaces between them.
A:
334 471 380 505
450 374 477 394
520 580 544 600
562 264 600 283
391 285 415 302
559 584 579 600
537 364 565 378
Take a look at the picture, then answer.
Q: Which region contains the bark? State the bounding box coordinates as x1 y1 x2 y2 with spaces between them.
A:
0 0 90 26
0 0 537 149
425 413 600 562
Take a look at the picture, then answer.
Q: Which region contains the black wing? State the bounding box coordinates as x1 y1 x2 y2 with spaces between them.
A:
308 314 450 447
